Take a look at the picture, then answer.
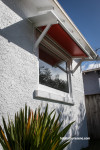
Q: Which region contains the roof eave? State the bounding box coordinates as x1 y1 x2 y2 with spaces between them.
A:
52 0 97 59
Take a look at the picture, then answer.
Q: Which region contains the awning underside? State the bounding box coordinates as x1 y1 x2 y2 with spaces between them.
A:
38 24 88 59
39 45 62 66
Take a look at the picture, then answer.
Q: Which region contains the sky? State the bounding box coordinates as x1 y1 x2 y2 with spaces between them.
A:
58 0 100 70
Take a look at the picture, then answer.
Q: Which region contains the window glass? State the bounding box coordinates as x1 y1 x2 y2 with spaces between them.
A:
39 59 69 92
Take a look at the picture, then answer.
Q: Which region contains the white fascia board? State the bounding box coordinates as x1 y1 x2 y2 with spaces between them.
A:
53 0 97 59
58 20 92 59
50 11 97 59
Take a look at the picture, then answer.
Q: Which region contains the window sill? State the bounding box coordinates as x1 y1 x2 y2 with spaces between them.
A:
34 84 74 105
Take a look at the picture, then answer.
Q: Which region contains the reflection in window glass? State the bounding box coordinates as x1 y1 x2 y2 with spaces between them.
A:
39 59 69 93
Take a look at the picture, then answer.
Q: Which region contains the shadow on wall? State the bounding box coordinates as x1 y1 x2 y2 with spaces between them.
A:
2 0 37 19
56 103 88 150
0 20 35 54
2 0 26 19
1 0 38 55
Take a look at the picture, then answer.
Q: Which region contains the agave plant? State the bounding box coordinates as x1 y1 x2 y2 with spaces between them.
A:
0 104 74 150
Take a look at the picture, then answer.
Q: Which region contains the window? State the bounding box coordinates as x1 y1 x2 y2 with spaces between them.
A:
39 44 69 93
33 14 92 104
34 27 75 104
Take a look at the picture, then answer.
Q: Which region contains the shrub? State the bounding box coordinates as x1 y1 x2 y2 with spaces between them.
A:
0 104 74 150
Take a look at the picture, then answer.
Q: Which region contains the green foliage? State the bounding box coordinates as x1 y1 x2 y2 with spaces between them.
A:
0 104 74 150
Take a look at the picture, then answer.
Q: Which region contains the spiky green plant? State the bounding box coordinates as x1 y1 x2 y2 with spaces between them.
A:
0 104 74 150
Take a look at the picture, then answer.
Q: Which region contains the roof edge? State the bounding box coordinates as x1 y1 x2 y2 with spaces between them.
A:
83 67 100 73
52 0 97 59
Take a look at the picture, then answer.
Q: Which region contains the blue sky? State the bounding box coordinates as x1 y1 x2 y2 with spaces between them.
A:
58 0 100 70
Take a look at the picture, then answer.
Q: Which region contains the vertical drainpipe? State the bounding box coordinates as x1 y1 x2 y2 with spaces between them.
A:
67 61 73 99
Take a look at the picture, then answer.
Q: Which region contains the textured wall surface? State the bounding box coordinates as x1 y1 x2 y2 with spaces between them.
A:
0 1 88 150
83 71 100 95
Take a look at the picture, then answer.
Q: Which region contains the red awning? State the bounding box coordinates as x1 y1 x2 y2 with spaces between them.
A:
39 24 88 57
38 23 88 66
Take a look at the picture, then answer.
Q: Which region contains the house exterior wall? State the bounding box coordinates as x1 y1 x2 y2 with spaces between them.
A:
83 71 100 95
0 1 88 150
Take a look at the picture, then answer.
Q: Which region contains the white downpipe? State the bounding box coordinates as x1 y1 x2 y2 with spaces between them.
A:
67 62 73 99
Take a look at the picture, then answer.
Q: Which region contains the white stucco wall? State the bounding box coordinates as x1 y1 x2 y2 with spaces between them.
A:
0 1 88 150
